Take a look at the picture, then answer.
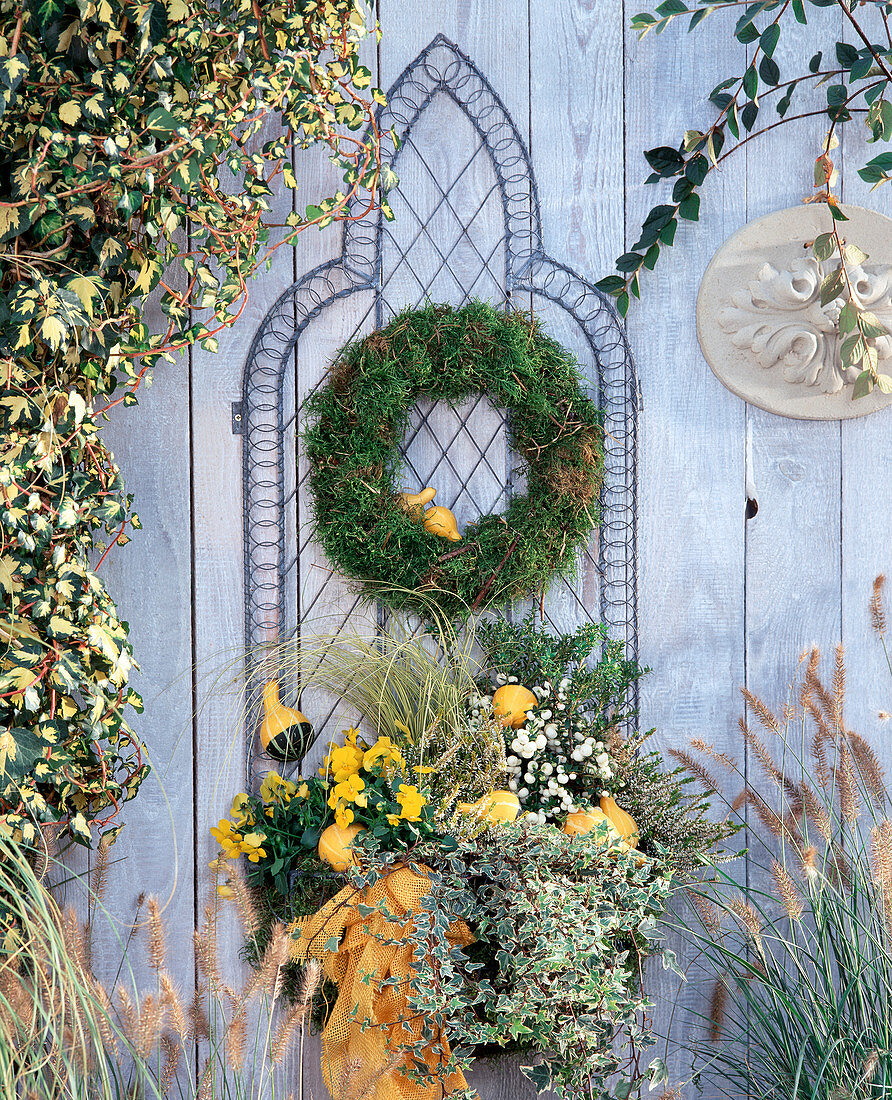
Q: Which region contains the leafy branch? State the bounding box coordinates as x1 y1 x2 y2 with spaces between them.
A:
599 0 892 398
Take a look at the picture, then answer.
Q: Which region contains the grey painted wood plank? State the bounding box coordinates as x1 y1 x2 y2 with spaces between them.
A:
91 325 196 996
744 7 844 718
190 110 301 1089
838 12 892 759
295 4 534 1098
530 0 624 640
624 14 748 1093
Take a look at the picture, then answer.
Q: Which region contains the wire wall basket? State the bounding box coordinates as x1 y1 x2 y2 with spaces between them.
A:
239 35 640 785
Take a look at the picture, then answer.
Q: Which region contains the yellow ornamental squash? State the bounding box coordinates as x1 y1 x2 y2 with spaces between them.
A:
492 684 538 729
318 823 365 871
259 680 314 763
563 808 621 840
398 486 436 519
599 795 639 848
458 789 521 823
421 504 461 541
483 790 521 822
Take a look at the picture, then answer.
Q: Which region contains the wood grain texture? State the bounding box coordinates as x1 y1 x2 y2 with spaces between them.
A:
744 6 843 726
838 7 892 756
92 322 195 995
530 0 624 639
624 12 748 1091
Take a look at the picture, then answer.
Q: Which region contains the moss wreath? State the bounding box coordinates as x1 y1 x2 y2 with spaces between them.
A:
304 301 604 619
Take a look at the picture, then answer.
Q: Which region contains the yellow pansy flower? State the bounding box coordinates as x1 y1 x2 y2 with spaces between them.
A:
363 736 406 773
335 803 355 829
296 782 309 798
210 819 243 860
386 784 427 826
230 793 254 828
338 774 366 802
260 771 297 806
321 740 365 783
239 832 267 863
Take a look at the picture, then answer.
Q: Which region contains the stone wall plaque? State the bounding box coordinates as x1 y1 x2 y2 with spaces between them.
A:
696 203 892 419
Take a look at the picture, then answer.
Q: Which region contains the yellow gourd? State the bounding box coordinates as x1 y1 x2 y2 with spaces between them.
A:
563 808 620 840
599 795 639 848
318 823 365 871
398 486 462 540
457 789 521 823
398 486 437 519
259 681 313 763
422 505 461 541
492 684 538 729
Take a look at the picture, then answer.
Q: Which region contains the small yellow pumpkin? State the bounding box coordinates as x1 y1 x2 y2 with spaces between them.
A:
318 823 365 871
599 795 639 848
563 808 620 840
492 684 538 729
458 789 521 824
422 505 461 541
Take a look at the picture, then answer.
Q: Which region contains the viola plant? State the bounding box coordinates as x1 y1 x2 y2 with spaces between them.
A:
600 0 892 398
212 728 437 904
0 0 391 844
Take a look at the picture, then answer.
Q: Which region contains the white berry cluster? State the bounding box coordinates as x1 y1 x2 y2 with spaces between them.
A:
466 673 619 825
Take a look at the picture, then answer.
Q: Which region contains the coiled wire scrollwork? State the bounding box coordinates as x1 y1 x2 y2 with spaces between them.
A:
241 35 639 783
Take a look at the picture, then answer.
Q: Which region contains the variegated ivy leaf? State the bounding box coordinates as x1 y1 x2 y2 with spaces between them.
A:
0 0 389 846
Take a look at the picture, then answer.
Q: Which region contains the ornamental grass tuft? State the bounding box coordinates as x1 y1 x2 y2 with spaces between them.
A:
671 580 892 1099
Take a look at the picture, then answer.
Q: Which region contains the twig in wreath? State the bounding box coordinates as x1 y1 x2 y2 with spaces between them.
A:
470 535 519 612
436 543 474 564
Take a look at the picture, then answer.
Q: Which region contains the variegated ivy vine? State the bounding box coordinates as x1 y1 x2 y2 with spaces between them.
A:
0 0 392 847
599 0 892 400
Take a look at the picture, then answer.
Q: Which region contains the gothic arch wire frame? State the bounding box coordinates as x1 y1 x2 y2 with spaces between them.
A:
240 35 640 784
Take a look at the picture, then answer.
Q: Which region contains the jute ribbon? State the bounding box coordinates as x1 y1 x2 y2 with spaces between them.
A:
291 864 473 1100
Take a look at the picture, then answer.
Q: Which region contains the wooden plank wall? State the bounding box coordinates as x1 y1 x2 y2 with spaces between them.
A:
85 3 892 1096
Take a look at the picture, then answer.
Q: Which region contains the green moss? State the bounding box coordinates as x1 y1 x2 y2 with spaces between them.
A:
304 301 604 620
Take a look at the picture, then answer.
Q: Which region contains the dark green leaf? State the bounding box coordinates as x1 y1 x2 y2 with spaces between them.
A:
826 84 848 107
760 23 779 57
685 153 709 185
836 42 859 69
616 252 644 273
759 55 779 86
644 145 685 176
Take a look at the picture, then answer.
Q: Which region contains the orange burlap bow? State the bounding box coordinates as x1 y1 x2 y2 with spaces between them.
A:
291 864 473 1100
